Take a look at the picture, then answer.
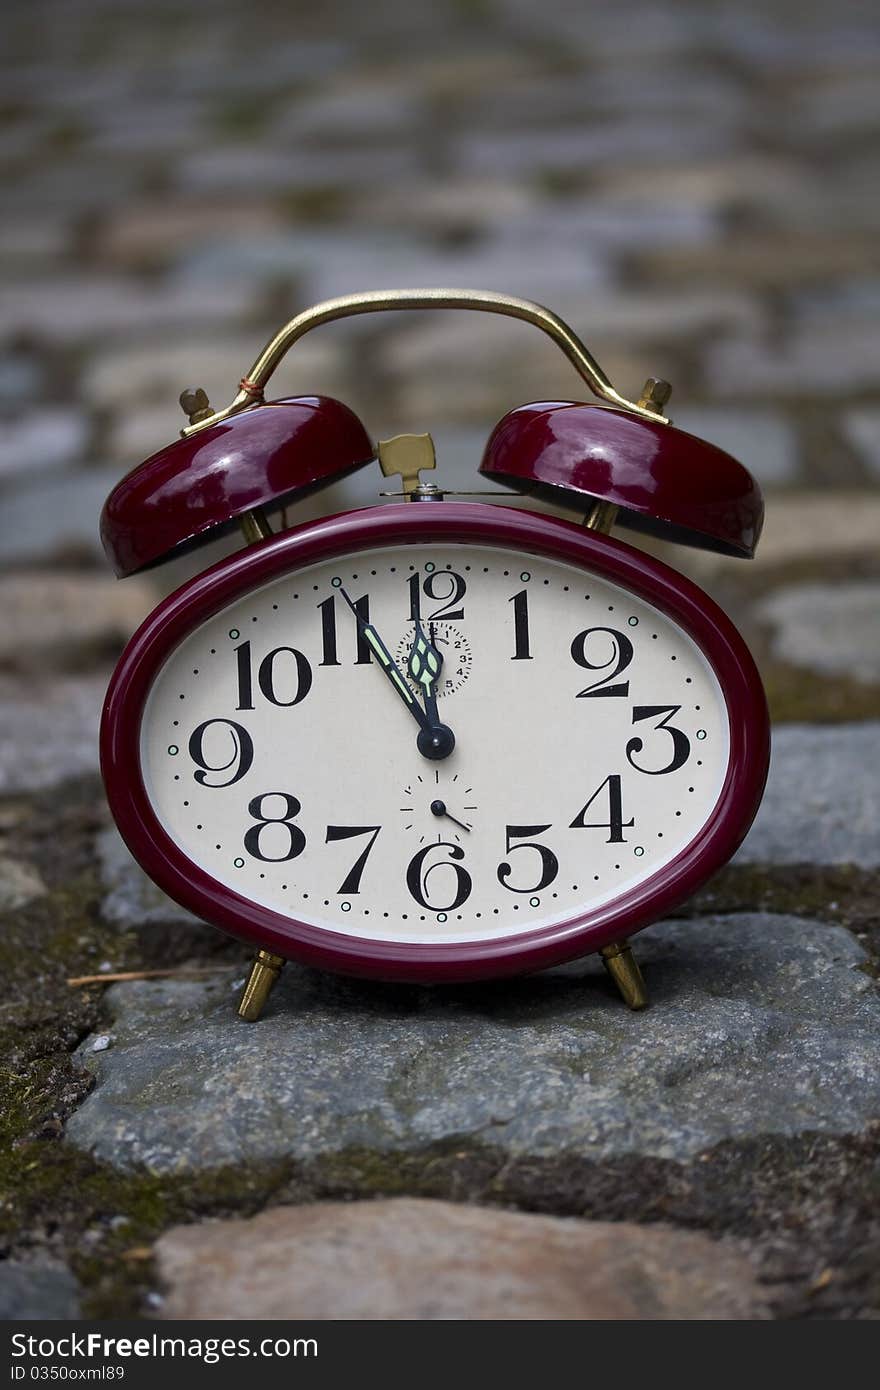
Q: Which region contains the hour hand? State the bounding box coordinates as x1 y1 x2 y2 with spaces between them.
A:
407 620 456 761
338 587 426 730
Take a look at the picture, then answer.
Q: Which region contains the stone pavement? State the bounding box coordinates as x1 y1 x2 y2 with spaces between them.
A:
153 1200 770 1320
1 0 878 1321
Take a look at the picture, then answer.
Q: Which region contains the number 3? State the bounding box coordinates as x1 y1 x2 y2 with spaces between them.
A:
626 706 691 775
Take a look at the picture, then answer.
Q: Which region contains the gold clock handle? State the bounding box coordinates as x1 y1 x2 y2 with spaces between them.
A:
180 287 670 437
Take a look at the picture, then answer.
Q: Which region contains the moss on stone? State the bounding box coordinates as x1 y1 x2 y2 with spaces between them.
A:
687 863 880 962
279 186 351 224
1 1131 293 1317
762 662 880 724
9 1119 880 1317
211 100 274 139
292 1130 880 1318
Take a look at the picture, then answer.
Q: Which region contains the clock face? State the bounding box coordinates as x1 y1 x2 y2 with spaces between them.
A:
138 538 731 947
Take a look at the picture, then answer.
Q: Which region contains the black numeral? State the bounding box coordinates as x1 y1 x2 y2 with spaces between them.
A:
316 594 340 666
235 643 254 710
497 824 558 893
258 647 312 706
409 570 466 623
235 640 313 707
626 705 691 775
317 594 372 666
570 628 633 697
406 842 472 911
570 775 633 843
509 590 532 660
325 825 381 894
188 719 254 788
244 793 306 862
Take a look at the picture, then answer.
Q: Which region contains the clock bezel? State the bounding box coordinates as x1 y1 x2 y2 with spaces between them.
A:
101 503 769 982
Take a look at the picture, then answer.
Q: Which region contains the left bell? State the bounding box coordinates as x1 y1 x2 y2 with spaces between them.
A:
100 395 375 577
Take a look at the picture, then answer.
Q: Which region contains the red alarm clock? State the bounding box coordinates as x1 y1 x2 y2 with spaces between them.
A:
99 290 769 1021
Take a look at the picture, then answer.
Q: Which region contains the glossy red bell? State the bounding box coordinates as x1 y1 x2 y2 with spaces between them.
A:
480 401 764 557
101 395 374 577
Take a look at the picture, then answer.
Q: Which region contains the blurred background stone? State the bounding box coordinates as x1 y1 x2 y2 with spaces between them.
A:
735 724 880 868
0 571 158 670
0 673 107 791
757 584 880 685
0 409 88 482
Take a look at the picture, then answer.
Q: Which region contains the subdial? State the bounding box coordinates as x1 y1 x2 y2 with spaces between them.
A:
399 770 478 844
395 623 472 697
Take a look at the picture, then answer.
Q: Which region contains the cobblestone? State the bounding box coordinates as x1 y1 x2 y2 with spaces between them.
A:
67 915 878 1175
706 322 880 399
0 277 258 347
0 855 47 911
0 571 157 668
0 408 88 482
736 724 879 869
757 583 880 685
842 408 880 480
0 352 45 407
0 469 120 567
156 1201 768 1321
82 335 347 412
0 674 107 792
97 827 200 930
96 201 287 268
0 1263 80 1321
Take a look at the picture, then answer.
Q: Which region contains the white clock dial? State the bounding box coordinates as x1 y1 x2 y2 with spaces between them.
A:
141 543 729 944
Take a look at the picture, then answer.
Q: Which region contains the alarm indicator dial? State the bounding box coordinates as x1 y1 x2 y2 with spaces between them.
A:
140 543 729 945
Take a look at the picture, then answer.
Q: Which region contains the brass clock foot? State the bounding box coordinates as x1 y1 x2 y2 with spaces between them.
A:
237 950 285 1021
600 940 648 1010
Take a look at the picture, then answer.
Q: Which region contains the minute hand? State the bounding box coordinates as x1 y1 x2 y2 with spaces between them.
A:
338 587 428 730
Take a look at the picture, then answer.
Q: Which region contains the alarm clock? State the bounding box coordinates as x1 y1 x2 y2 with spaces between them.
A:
99 289 769 1021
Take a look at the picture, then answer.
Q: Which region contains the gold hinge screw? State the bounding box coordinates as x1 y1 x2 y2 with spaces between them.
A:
179 386 215 426
637 377 672 416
